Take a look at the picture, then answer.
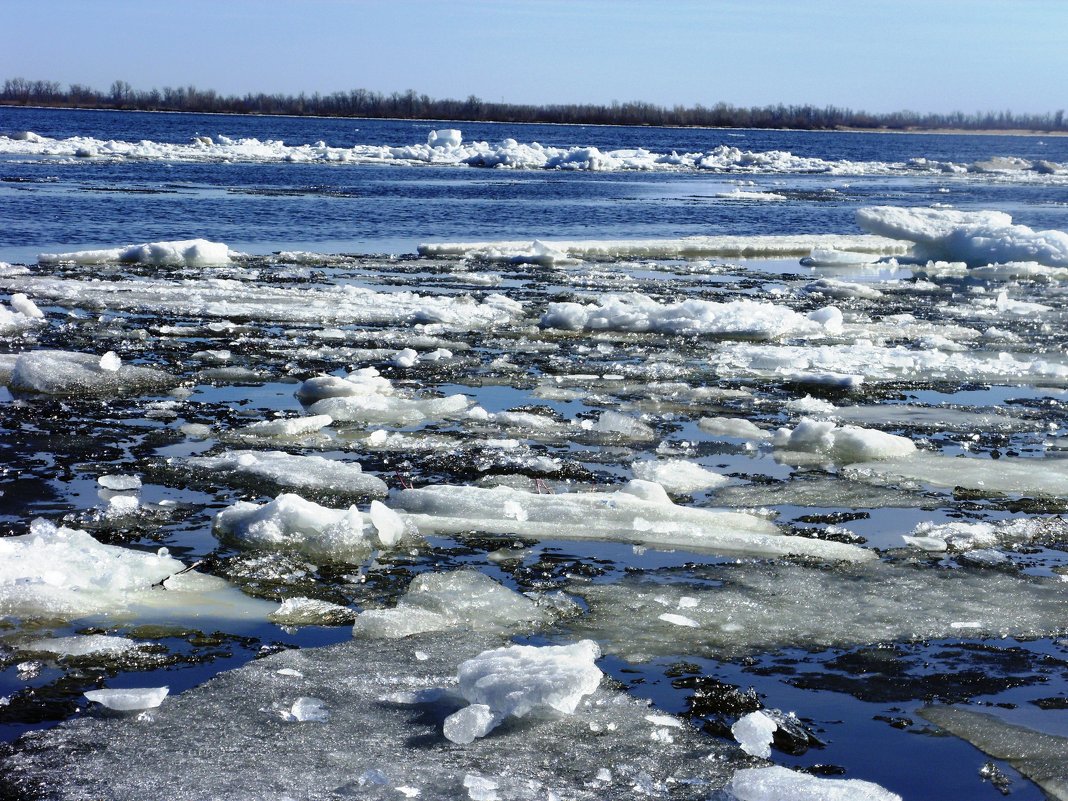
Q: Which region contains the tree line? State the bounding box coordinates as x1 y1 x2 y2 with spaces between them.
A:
2 77 1065 133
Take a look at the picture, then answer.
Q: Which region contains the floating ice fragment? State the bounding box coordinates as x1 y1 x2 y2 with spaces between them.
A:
427 129 462 148
658 613 700 628
39 238 232 267
541 292 842 340
21 634 141 657
269 597 356 626
84 686 168 711
97 474 142 491
698 417 773 441
632 459 729 493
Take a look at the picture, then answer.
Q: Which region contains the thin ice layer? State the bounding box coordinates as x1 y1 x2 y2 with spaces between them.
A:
569 560 1068 661
421 233 906 260
918 707 1068 801
845 452 1068 497
351 570 548 639
395 480 872 562
0 632 747 800
182 450 388 497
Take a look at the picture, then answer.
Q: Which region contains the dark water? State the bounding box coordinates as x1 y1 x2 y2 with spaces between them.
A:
0 107 1067 800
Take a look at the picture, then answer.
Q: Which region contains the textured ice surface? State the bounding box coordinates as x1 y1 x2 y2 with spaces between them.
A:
902 518 1064 552
541 293 843 339
396 481 872 561
83 687 168 712
0 632 746 800
214 493 403 559
857 206 1068 268
0 520 268 622
0 349 174 395
728 766 902 801
0 273 523 331
182 450 387 497
919 706 1068 801
442 640 602 743
269 597 356 626
39 239 232 267
710 341 1068 386
352 570 548 639
569 560 1068 660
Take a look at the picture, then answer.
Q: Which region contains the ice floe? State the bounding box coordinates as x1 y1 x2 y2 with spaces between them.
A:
857 206 1068 268
0 274 523 331
0 349 174 395
631 458 730 493
541 293 843 339
0 520 269 623
181 450 388 497
570 560 1068 660
773 419 917 465
39 239 232 267
214 493 406 559
5 130 1063 183
845 451 1068 497
1 631 746 800
395 481 873 561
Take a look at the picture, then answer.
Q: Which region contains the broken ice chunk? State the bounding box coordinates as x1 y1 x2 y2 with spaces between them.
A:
98 351 121 372
732 710 778 758
84 686 169 711
97 474 142 491
442 640 602 743
279 696 330 723
773 418 916 465
632 459 729 493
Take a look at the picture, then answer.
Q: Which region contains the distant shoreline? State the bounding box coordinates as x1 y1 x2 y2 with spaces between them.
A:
2 103 1065 139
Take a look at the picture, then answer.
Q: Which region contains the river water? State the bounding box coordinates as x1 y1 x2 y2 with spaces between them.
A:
0 107 1067 800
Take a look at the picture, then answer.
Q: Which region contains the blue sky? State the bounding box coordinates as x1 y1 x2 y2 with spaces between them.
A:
3 0 1064 114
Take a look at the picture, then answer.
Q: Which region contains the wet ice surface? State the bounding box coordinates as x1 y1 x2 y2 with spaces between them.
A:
0 194 1066 797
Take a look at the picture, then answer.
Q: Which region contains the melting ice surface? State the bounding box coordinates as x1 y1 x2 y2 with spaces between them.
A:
1 111 1068 800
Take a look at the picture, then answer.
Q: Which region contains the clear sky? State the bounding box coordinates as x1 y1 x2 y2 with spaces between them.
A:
2 0 1065 115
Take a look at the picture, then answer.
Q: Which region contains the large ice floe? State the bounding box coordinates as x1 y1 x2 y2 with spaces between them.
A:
0 520 268 623
568 559 1068 661
0 268 523 331
395 480 873 561
856 206 1068 268
0 632 754 800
